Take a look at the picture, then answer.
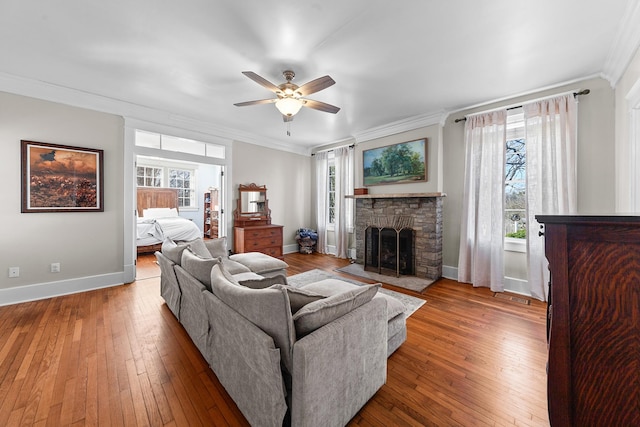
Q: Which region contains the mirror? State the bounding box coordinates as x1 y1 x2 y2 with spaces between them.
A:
241 191 266 214
235 183 271 227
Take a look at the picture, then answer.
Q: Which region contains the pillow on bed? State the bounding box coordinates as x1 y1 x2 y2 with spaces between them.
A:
142 207 179 219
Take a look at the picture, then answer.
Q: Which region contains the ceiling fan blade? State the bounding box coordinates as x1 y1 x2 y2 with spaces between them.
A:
234 98 277 107
283 115 294 122
303 99 340 114
297 75 335 96
241 71 280 93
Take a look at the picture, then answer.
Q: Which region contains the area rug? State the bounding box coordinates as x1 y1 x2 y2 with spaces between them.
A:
335 263 434 293
287 269 426 318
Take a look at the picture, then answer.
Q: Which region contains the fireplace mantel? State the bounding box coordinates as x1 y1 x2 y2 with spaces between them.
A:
346 192 446 199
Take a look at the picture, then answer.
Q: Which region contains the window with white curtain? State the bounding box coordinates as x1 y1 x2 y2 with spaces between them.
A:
504 109 527 252
328 155 336 226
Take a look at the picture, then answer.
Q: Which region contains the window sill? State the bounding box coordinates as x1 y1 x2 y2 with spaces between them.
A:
505 237 526 253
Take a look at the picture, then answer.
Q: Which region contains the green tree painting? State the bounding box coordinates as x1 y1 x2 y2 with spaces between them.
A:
363 139 426 186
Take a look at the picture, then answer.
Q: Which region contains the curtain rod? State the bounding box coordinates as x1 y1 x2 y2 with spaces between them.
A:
453 89 590 123
311 143 355 156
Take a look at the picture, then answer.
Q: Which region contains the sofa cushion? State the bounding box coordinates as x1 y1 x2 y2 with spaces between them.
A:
229 252 289 274
181 248 222 290
292 283 380 337
204 237 228 258
210 264 296 372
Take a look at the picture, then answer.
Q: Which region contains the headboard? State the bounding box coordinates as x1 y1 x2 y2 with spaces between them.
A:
136 187 179 217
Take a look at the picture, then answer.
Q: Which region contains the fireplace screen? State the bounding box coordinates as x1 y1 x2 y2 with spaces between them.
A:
365 227 415 277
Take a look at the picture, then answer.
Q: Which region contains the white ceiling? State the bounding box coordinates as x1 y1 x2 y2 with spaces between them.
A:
0 1 637 153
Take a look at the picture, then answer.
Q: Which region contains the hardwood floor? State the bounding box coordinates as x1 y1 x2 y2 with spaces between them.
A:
0 252 549 426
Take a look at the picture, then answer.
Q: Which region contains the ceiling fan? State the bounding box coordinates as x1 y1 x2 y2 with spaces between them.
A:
234 70 340 123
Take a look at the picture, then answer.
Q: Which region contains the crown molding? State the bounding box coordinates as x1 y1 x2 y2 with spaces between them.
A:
0 71 310 155
602 0 640 87
353 111 445 143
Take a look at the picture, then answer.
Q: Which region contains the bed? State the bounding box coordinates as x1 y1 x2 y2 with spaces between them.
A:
136 188 202 254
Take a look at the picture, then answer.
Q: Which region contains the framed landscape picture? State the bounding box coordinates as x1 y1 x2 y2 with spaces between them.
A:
363 138 427 186
21 140 104 212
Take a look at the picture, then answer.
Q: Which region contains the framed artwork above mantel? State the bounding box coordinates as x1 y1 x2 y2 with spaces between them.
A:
363 138 427 186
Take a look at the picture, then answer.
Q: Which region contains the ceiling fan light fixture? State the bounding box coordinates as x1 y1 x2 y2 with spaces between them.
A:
275 97 303 116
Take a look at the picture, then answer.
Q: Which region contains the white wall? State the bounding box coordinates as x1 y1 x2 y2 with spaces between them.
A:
232 140 312 252
0 91 124 301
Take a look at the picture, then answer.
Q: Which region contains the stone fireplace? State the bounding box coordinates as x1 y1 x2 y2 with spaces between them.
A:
351 193 445 280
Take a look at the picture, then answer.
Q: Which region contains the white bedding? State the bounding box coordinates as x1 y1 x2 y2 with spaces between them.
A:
136 216 202 246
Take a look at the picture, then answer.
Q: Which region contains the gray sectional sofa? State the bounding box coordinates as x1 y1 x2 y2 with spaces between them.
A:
155 237 407 427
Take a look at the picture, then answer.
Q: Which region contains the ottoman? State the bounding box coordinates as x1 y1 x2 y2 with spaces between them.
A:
229 252 289 278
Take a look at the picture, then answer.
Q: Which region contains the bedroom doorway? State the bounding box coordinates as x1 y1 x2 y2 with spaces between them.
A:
129 127 229 281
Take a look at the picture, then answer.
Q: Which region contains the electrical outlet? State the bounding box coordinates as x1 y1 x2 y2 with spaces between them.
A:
51 263 61 273
9 267 19 278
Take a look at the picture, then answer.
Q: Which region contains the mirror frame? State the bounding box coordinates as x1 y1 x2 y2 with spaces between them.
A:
234 183 271 227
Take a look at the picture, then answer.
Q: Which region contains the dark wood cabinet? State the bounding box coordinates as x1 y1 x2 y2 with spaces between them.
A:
536 215 640 427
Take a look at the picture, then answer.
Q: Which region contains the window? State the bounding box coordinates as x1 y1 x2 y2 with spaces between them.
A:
328 159 336 224
134 130 226 159
504 109 526 244
136 161 197 209
169 168 195 208
137 166 162 187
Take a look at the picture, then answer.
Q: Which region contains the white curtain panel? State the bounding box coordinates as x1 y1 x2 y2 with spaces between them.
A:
524 94 577 301
334 146 354 259
314 151 329 254
458 110 507 292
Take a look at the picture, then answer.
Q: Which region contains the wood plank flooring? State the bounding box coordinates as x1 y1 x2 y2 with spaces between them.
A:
0 252 549 426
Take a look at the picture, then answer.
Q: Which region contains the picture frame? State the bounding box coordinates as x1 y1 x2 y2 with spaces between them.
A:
21 140 104 213
363 138 427 186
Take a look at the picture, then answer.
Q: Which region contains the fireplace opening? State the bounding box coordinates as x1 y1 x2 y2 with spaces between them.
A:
365 226 415 277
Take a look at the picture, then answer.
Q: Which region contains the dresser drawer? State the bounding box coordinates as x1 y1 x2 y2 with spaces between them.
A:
234 224 284 259
246 235 282 249
244 227 282 240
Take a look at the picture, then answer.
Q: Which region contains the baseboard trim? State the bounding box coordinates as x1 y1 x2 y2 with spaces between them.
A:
0 272 126 307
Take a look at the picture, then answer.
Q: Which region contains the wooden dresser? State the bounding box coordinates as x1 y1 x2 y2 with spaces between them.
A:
233 183 284 259
234 224 283 259
536 215 640 427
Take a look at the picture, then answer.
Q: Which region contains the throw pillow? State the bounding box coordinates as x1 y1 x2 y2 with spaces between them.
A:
285 286 325 314
161 238 189 265
187 238 212 259
180 248 221 291
204 237 228 258
221 257 251 275
239 274 288 290
292 284 380 337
